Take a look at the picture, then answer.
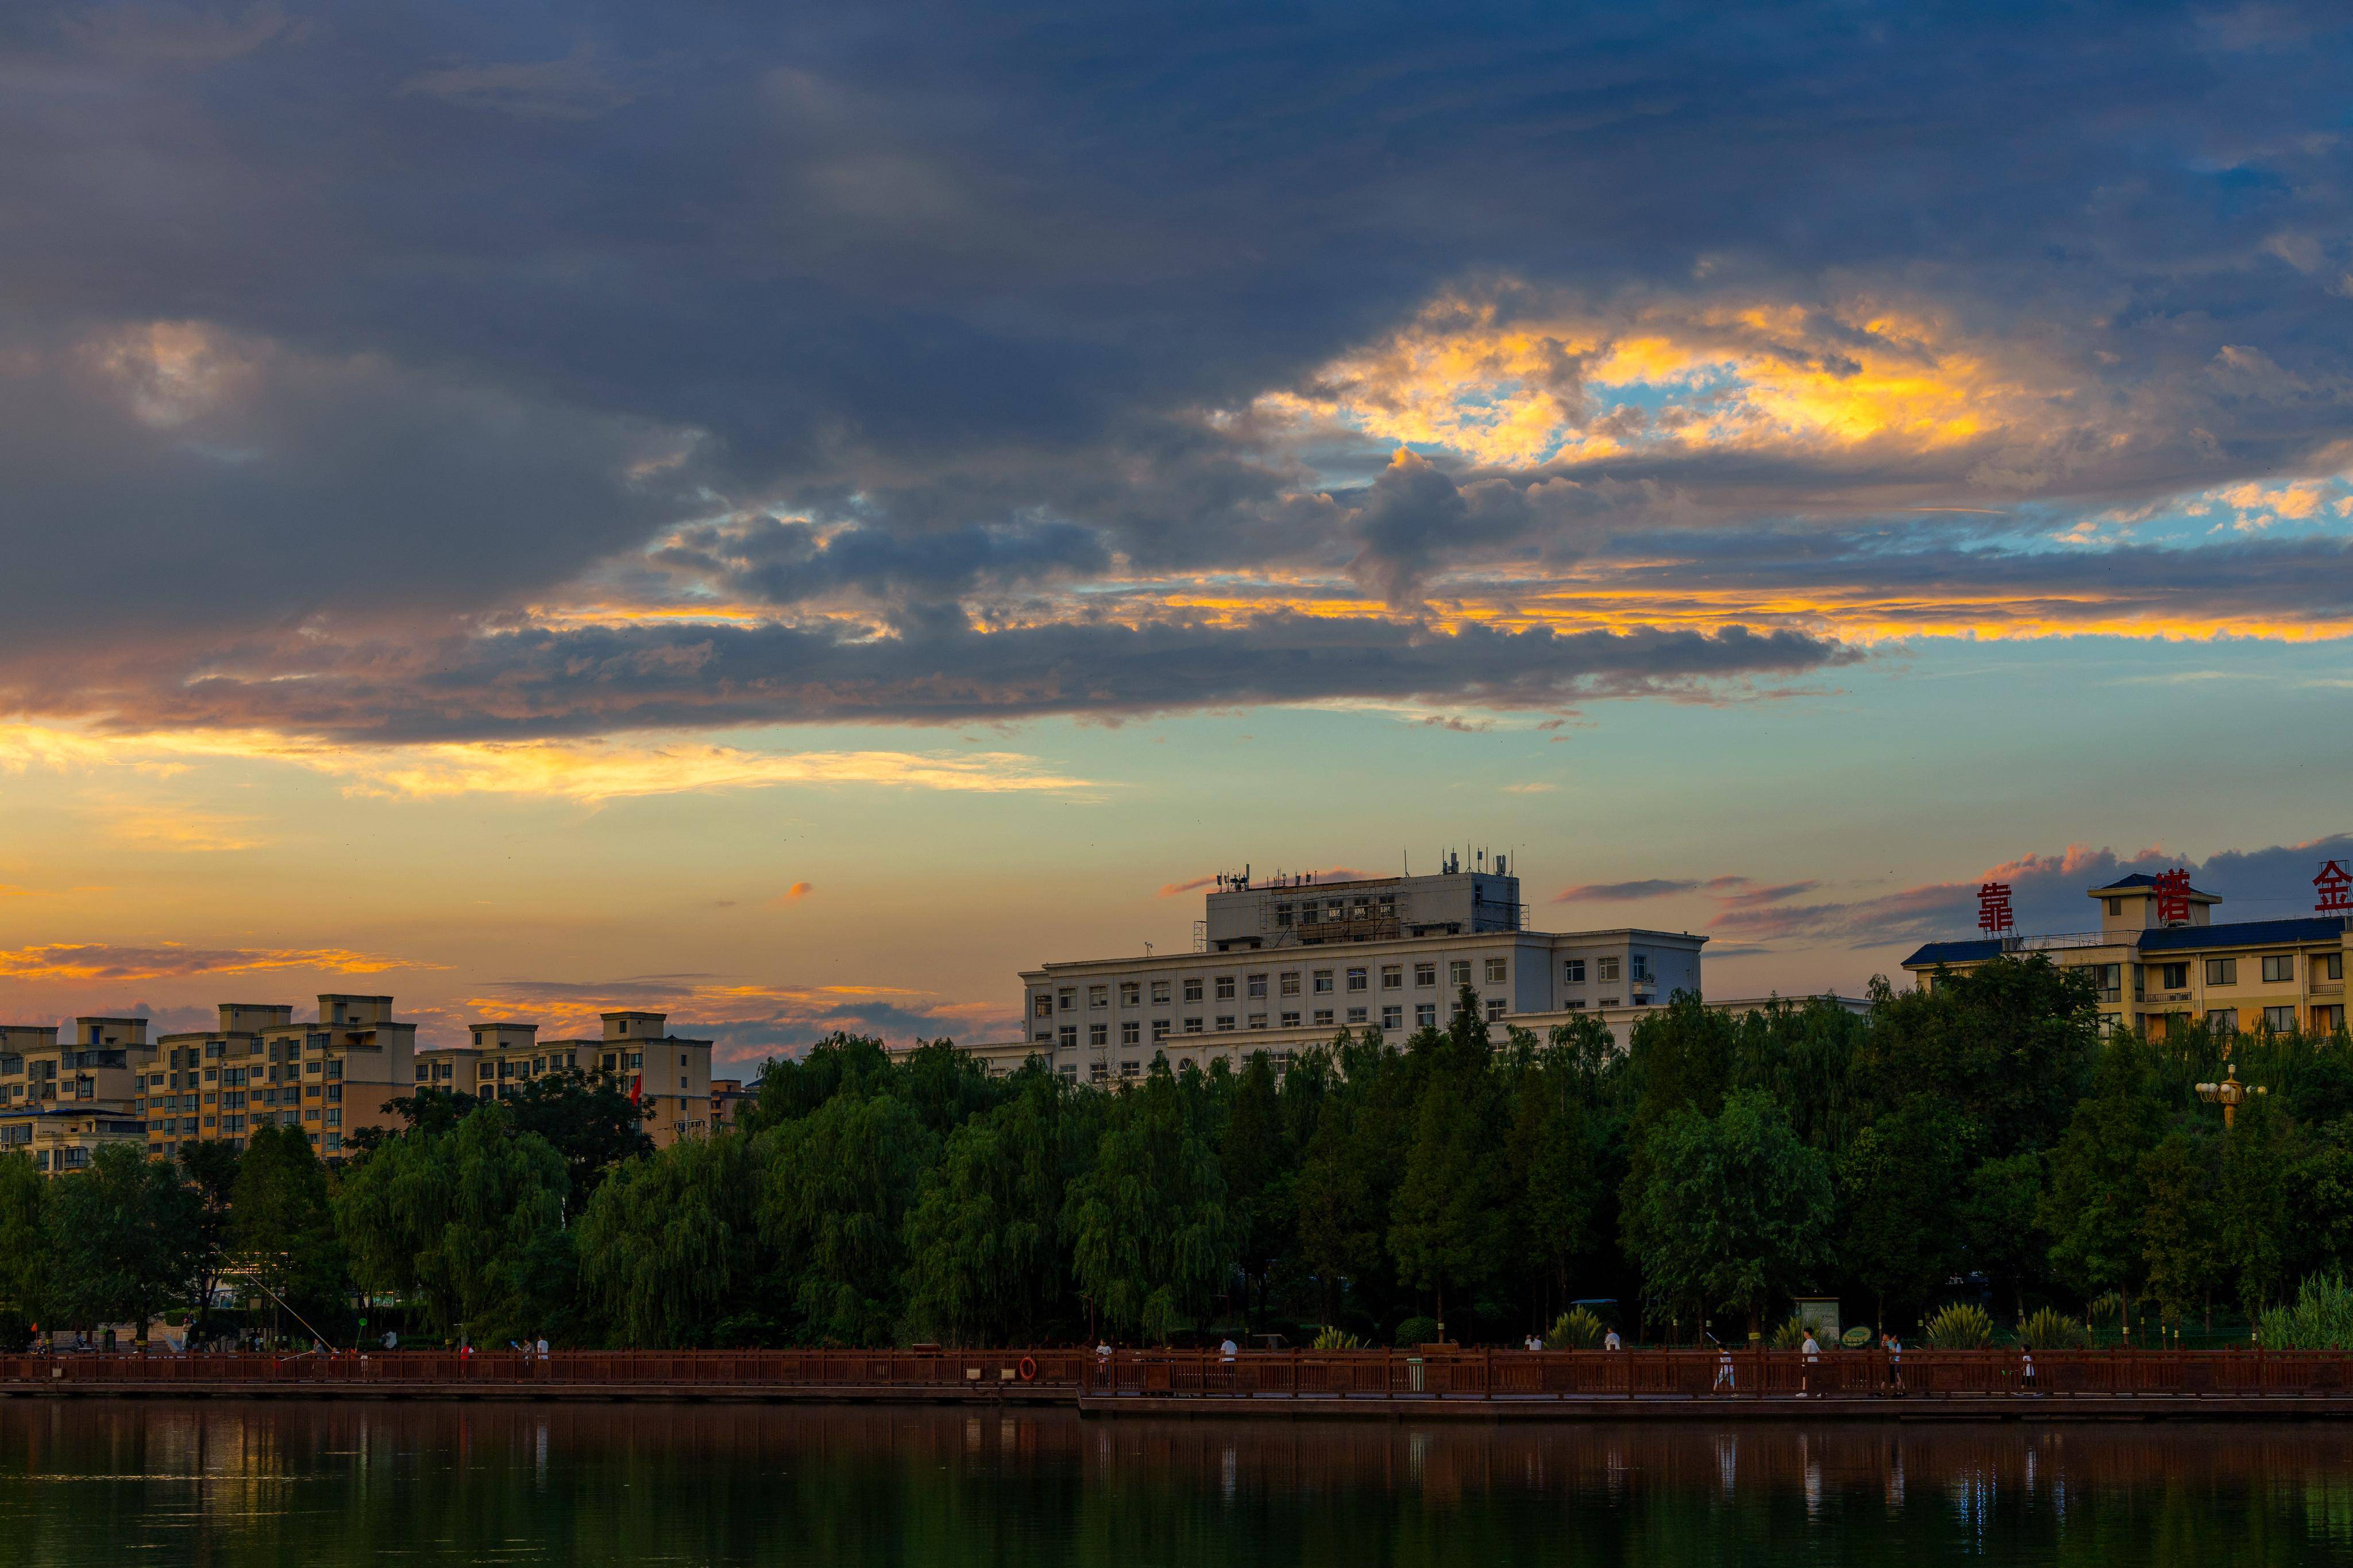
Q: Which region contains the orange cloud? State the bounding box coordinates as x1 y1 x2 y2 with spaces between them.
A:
0 943 433 983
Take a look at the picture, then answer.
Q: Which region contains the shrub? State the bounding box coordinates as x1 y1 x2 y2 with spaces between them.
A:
1394 1315 1440 1347
2085 1291 2123 1325
1768 1314 1810 1350
1311 1326 1364 1350
1920 1301 1995 1349
1544 1307 1606 1349
2259 1274 2353 1349
2017 1306 2091 1350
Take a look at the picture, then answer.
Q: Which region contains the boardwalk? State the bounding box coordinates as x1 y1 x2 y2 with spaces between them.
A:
7 1347 2353 1419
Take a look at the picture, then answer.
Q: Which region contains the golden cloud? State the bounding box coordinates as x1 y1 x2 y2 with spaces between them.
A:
0 942 430 982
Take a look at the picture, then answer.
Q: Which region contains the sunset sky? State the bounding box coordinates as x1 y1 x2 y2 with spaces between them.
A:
5 2 2353 1069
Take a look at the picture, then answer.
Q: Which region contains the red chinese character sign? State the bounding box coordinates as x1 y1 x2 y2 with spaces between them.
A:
1977 880 2014 936
2153 867 2193 926
2319 859 2353 915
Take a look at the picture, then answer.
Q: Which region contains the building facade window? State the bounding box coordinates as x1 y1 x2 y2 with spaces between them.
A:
1414 962 1437 988
1381 1005 1403 1030
2321 953 2345 982
1415 1003 1437 1028
1087 985 1108 1009
1089 1023 1109 1047
1248 974 1267 999
1313 1009 1334 1027
1345 1007 1368 1025
1152 1019 1171 1042
2205 1008 2238 1034
1151 980 1171 1005
2206 957 2237 986
2159 963 2189 990
1484 958 1508 985
2263 954 2297 984
1059 988 1077 1011
1381 965 1403 990
1058 1025 1077 1048
1120 982 1140 1007
1313 971 1334 994
2266 1006 2299 1032
1121 1020 1141 1046
1486 999 1508 1022
1598 957 1621 983
1346 968 1368 992
1184 978 1205 1002
2316 1005 2346 1033
1215 1015 1236 1032
1280 972 1301 997
1631 955 1650 983
1248 1014 1267 1029
1183 1017 1204 1034
1216 976 1236 1001
1448 960 1470 986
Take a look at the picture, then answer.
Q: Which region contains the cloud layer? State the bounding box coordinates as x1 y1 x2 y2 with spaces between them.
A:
7 2 2353 754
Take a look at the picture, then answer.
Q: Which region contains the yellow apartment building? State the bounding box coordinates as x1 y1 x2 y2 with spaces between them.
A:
0 1017 155 1173
1903 873 2350 1037
143 994 418 1158
412 1010 715 1146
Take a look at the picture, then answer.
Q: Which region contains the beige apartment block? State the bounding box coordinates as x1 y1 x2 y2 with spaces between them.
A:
413 1010 715 1147
1904 874 2350 1038
144 995 418 1158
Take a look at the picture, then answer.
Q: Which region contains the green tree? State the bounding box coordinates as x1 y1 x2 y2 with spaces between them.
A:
2138 1128 2225 1326
1860 957 2099 1160
1503 1043 1604 1324
504 1070 655 1207
1293 1033 1412 1327
574 1131 767 1346
229 1125 348 1343
1836 1095 1968 1329
1621 1089 1834 1337
902 1076 1087 1344
334 1102 571 1345
44 1144 203 1344
1389 997 1506 1337
2041 1036 2164 1326
2216 1096 2301 1314
0 1152 48 1337
178 1141 241 1344
1063 1067 1233 1341
1222 1052 1294 1326
1958 1150 2049 1320
757 1091 934 1345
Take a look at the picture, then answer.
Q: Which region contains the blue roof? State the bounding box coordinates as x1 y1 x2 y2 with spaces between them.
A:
1902 939 2008 967
2094 873 2160 890
2135 916 2348 952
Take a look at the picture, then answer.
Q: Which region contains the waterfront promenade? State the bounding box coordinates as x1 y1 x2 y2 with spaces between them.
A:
6 1347 2353 1420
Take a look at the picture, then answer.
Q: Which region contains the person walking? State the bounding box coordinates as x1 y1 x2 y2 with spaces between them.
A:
1800 1330 1820 1397
2020 1343 2036 1395
1883 1331 1905 1394
1603 1328 1622 1351
1712 1343 1736 1393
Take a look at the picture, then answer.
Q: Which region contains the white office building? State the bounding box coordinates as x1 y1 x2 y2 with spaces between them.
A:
930 856 1824 1082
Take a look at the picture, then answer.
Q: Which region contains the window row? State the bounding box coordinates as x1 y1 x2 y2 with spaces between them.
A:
1037 958 1518 1016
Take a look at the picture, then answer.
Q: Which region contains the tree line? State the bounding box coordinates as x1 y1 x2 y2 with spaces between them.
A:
8 962 2353 1351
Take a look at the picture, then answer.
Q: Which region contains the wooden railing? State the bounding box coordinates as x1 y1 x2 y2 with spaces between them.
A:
0 1348 1090 1389
3 1346 2351 1399
1080 1346 2353 1399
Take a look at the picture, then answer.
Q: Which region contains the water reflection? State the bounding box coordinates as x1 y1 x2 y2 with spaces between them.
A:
3 1401 2353 1565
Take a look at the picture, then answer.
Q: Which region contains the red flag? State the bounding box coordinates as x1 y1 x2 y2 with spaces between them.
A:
628 1074 642 1105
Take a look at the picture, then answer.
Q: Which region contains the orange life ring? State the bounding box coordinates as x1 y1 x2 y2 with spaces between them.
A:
1018 1355 1038 1382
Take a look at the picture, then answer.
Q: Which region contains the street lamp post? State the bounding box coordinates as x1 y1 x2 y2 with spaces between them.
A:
2194 1062 2267 1129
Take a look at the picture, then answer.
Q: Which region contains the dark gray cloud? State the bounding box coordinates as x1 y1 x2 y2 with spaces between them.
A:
7 1 2353 731
24 615 1851 741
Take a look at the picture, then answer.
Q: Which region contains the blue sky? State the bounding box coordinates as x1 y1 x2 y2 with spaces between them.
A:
2 0 2352 1063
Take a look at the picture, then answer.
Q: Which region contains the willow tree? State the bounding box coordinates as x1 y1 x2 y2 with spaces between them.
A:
334 1101 569 1344
757 1090 934 1346
1062 1066 1233 1342
574 1131 766 1346
903 1077 1086 1345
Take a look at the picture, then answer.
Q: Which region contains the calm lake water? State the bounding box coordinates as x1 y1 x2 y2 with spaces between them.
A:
3 1400 2352 1565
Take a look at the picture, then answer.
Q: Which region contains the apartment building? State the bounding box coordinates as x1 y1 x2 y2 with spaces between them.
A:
0 1016 155 1171
143 995 419 1158
1903 873 2350 1038
412 1010 715 1146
